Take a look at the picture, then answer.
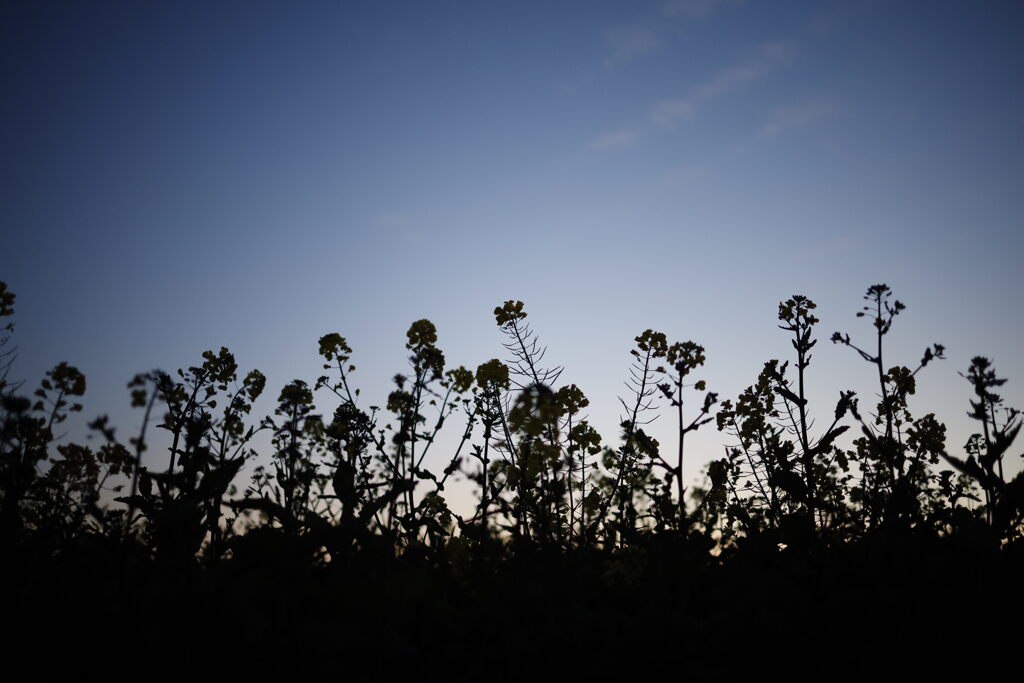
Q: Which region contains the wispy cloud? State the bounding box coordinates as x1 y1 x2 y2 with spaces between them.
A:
651 99 696 126
759 99 835 137
651 41 796 127
558 23 661 95
603 24 662 67
587 41 798 152
588 128 639 150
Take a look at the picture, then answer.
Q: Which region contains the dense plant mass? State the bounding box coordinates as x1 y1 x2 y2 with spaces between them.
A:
2 279 1021 677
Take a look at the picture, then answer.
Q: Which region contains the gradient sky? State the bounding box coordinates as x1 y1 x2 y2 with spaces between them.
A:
3 0 1023 512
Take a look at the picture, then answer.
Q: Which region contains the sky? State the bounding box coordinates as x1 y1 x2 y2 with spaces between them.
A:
2 0 1023 513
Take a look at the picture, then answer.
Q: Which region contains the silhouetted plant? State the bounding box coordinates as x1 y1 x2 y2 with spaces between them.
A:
560 385 602 543
490 301 564 544
596 330 665 543
716 360 800 537
0 281 17 398
116 348 266 563
312 332 392 553
942 357 1022 540
2 361 88 541
0 283 135 546
460 358 510 540
659 339 718 528
714 295 857 547
832 284 948 531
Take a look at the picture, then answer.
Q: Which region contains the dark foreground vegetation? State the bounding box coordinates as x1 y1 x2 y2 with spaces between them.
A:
2 280 1021 677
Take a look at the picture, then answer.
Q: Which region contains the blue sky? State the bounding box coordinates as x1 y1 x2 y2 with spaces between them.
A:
2 0 1022 510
